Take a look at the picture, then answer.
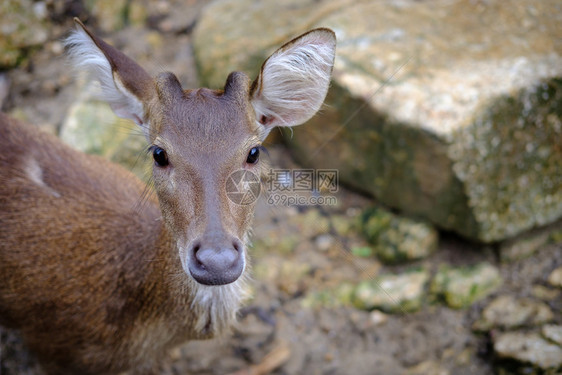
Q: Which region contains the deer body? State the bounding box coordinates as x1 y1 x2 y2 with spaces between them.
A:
0 19 335 374
0 113 189 373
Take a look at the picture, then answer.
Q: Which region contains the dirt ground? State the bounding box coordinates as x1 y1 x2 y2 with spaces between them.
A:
1 2 561 374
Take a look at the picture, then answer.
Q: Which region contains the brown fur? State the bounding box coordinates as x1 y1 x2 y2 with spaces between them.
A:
0 113 204 374
0 20 335 375
0 66 260 375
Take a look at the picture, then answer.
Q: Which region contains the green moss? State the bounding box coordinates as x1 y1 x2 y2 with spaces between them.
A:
351 246 374 258
452 78 562 242
431 263 503 309
359 206 438 264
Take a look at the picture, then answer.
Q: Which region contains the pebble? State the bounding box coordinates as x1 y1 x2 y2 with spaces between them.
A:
314 234 334 252
542 324 562 346
494 331 562 370
369 310 388 326
473 295 553 331
353 269 429 313
499 231 549 262
547 266 562 288
49 41 64 55
531 284 560 301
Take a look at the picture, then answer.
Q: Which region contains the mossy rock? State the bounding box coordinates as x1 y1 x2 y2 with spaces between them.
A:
352 268 429 313
431 263 502 309
360 207 438 264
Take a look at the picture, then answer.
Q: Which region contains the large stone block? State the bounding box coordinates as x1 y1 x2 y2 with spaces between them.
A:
193 0 562 241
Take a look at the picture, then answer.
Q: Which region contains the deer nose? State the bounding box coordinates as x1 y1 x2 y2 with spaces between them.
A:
187 236 244 286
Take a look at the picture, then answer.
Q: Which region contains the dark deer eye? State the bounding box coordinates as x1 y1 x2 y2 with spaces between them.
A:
246 147 260 164
152 147 169 167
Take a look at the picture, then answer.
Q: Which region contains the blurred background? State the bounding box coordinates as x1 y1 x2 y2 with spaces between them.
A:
0 0 561 374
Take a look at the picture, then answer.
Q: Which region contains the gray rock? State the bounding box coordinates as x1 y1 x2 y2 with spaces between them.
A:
352 269 429 313
473 295 553 331
192 0 562 243
494 331 562 370
430 263 502 309
542 325 562 346
360 207 438 264
0 0 49 68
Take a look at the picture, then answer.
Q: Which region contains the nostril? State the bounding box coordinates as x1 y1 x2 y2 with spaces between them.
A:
193 243 200 253
232 238 244 253
191 242 203 266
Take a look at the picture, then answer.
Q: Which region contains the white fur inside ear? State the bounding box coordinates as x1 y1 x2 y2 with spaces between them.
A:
252 30 336 134
65 27 146 129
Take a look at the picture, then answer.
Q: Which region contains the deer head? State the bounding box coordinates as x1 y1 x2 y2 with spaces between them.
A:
65 19 335 295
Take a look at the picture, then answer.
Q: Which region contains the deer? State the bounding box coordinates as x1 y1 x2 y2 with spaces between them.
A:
0 18 336 375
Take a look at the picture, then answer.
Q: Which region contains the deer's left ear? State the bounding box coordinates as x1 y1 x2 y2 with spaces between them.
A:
250 28 336 140
65 18 156 134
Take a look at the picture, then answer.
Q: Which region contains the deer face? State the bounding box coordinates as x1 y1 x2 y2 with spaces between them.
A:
66 19 336 288
148 72 262 286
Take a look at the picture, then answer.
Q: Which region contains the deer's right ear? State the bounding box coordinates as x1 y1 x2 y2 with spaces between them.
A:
65 18 155 134
250 28 336 140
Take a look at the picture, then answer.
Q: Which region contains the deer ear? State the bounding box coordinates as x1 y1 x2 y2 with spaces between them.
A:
250 28 336 139
65 18 155 134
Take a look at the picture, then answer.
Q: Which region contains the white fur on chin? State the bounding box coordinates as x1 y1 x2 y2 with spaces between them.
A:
188 271 249 335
